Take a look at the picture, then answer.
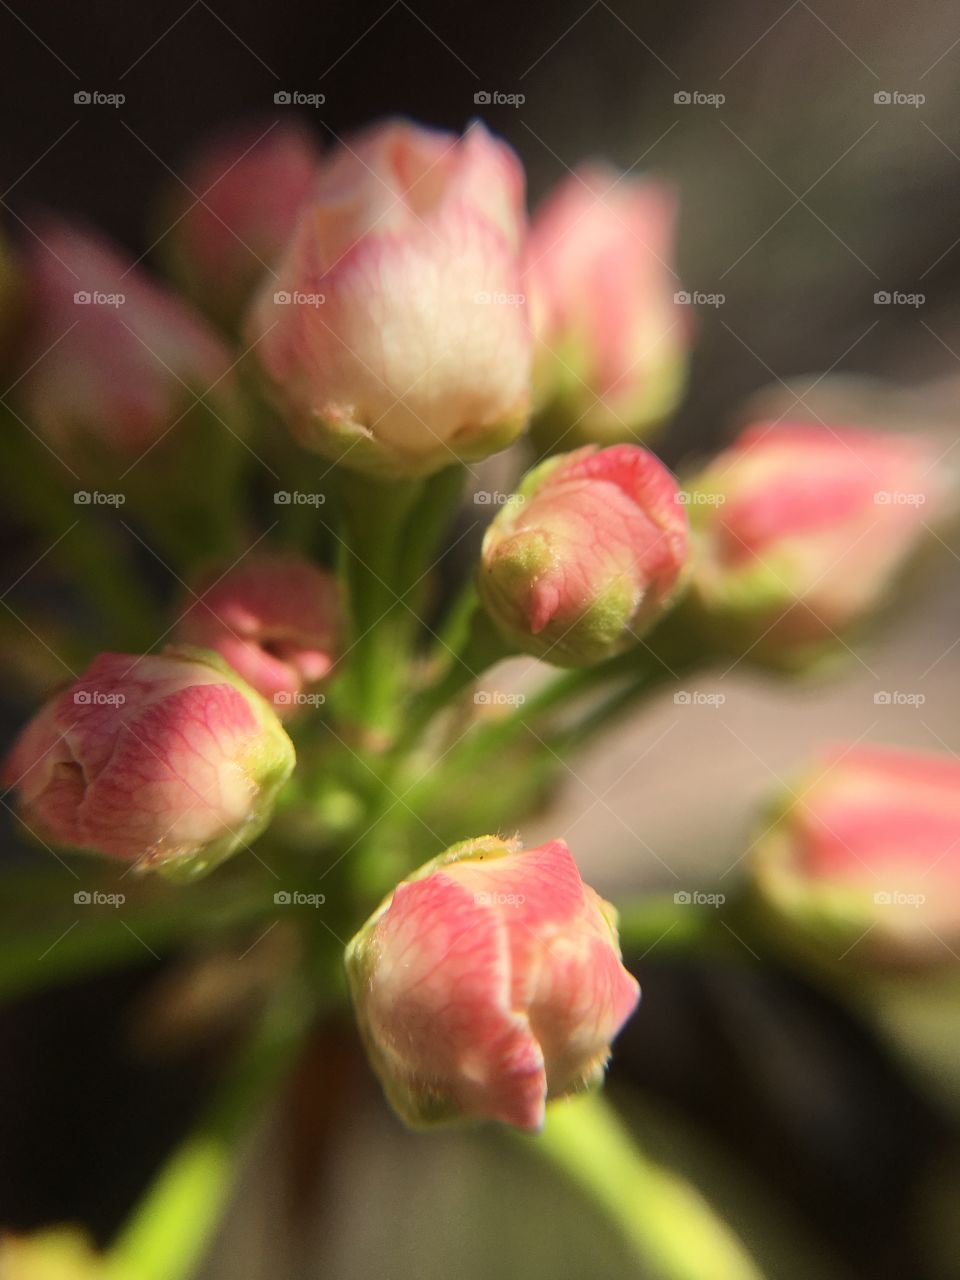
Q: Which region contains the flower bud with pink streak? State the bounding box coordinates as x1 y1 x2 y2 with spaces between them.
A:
525 164 689 448
246 118 531 477
346 835 639 1130
176 554 340 716
17 221 238 458
479 443 688 666
684 421 952 666
161 121 321 329
752 744 960 966
3 648 294 879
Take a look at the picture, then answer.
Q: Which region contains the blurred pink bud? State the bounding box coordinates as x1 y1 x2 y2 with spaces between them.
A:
346 836 639 1130
176 554 340 716
525 164 689 447
162 121 321 329
685 422 952 665
479 443 688 665
17 221 237 457
753 744 960 966
0 227 23 371
3 648 294 878
247 118 531 477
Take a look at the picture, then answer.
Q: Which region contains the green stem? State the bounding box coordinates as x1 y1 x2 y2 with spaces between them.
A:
0 421 157 646
105 970 318 1280
391 607 510 757
337 474 424 737
0 873 275 1003
337 465 468 740
429 578 480 666
422 649 647 782
396 464 466 589
549 662 680 755
522 1093 763 1280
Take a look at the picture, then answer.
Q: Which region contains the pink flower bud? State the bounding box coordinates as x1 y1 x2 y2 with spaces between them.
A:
176 554 340 716
0 227 22 367
525 165 689 447
161 121 321 328
3 648 294 878
18 221 237 456
753 744 960 966
246 118 531 477
346 836 639 1130
479 444 688 665
685 422 951 665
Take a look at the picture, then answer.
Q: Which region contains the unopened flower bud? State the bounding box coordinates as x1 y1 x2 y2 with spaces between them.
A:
684 421 952 666
17 221 237 458
3 648 294 878
526 165 689 448
176 554 340 715
247 118 531 477
161 121 321 329
479 444 688 666
347 836 639 1130
752 744 960 966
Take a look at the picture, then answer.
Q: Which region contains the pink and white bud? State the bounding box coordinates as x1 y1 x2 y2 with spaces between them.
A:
3 648 294 879
753 744 960 966
246 118 531 477
479 443 688 666
525 165 689 448
176 554 340 716
161 121 321 328
346 836 639 1130
685 422 951 665
17 221 237 457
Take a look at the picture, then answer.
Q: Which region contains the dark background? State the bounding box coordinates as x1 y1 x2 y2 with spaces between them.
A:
5 0 960 462
2 2 960 1278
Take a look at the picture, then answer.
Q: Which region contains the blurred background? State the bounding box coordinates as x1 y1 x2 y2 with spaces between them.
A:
1 0 959 1276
